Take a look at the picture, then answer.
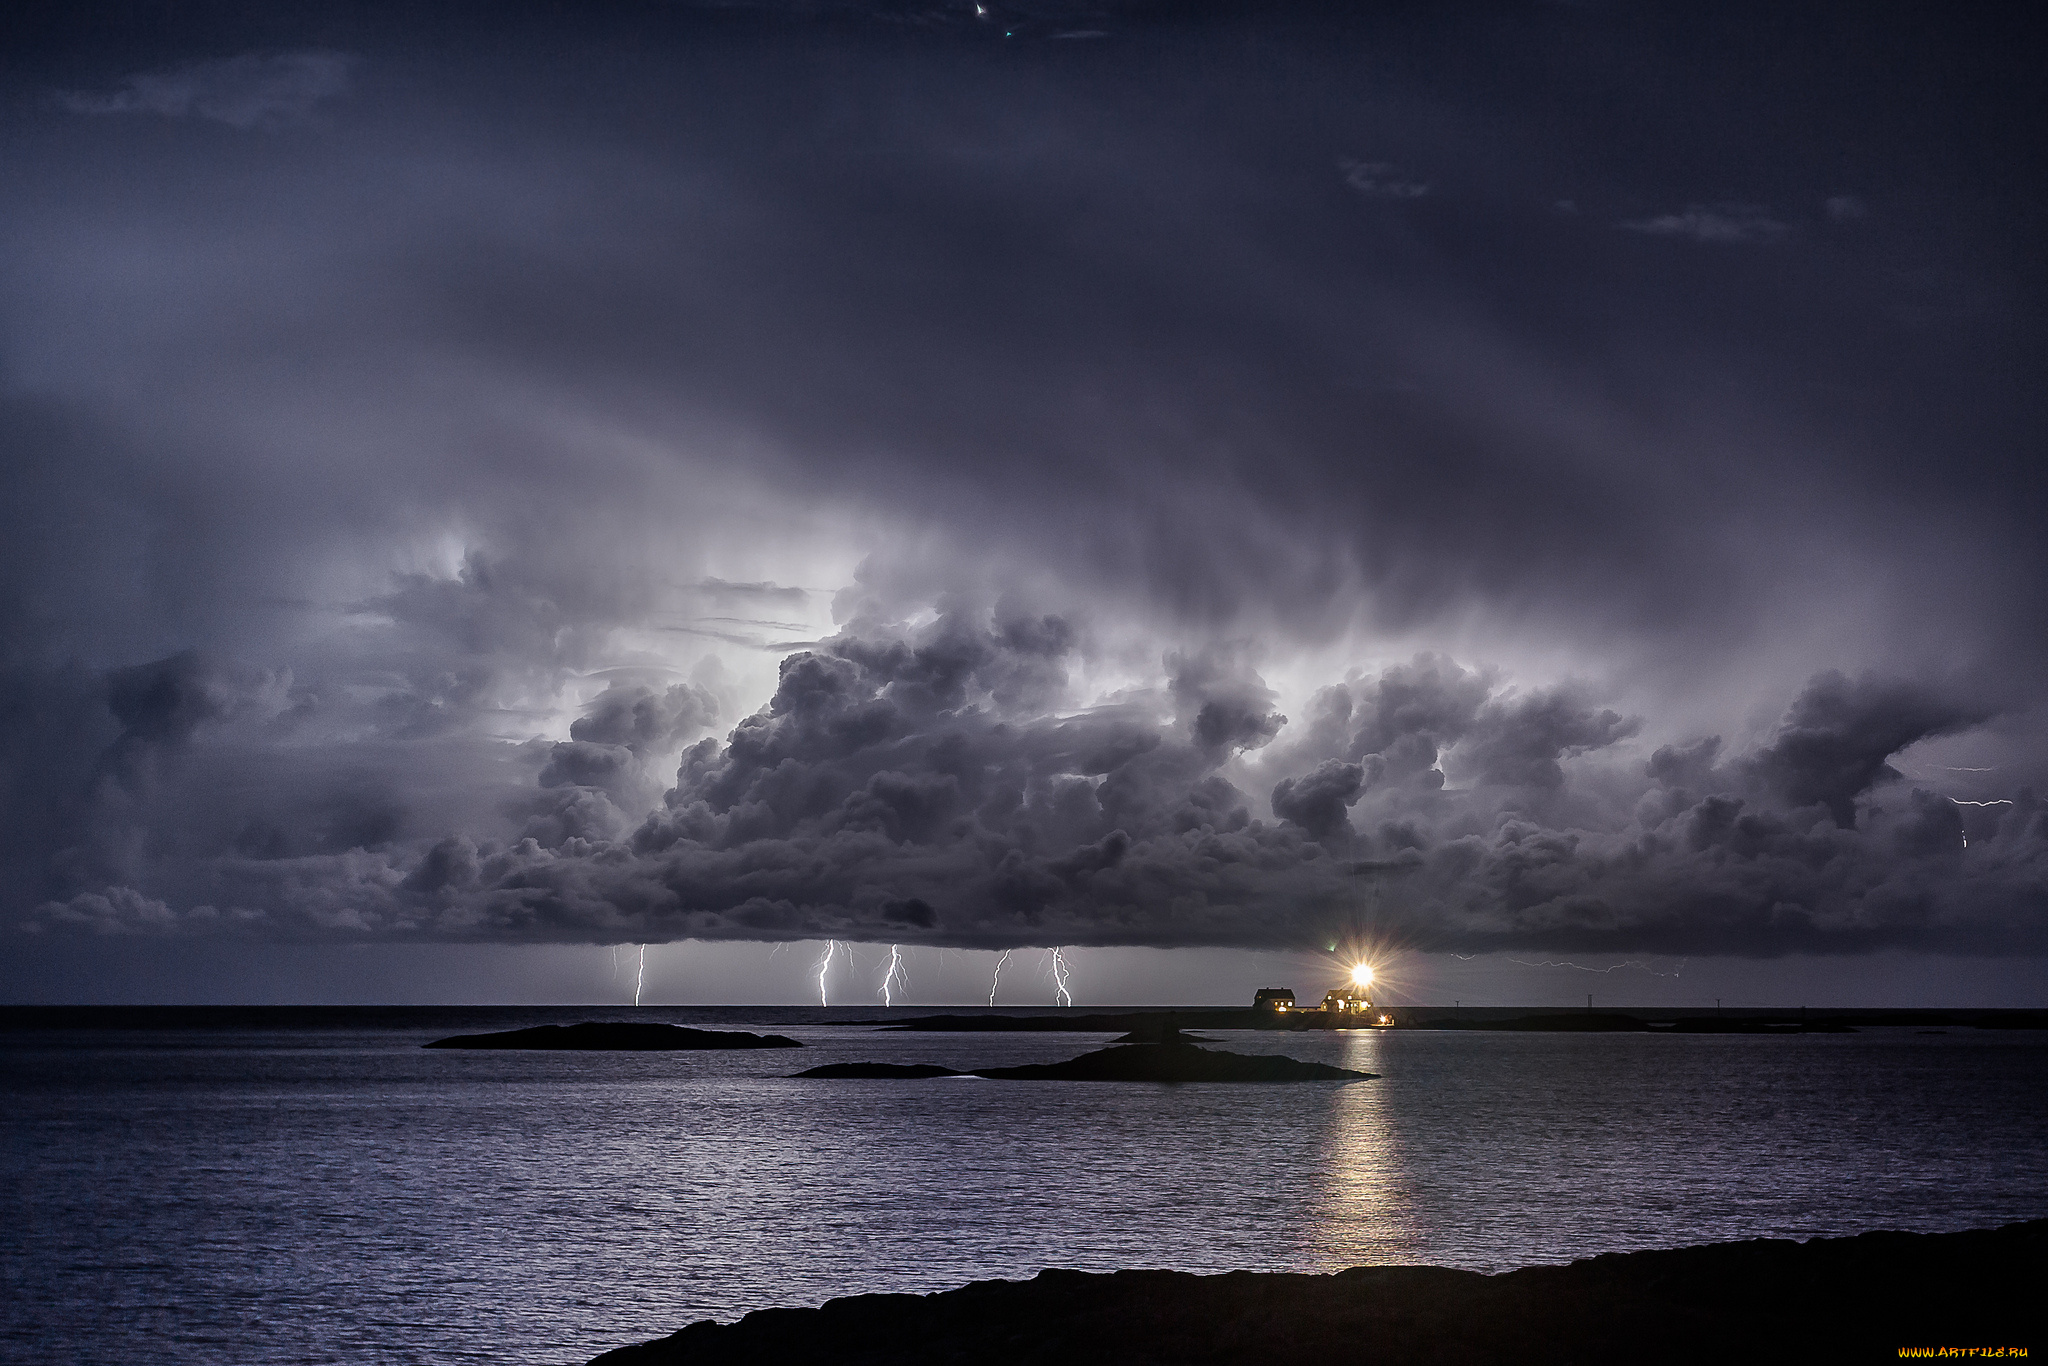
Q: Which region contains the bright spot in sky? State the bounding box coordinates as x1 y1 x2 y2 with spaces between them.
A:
1351 964 1374 988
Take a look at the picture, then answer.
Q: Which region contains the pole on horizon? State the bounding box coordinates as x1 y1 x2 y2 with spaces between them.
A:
1587 993 1593 1013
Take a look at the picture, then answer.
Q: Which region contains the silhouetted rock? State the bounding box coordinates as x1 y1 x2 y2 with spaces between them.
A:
793 1042 1370 1083
1973 1010 2048 1029
972 1042 1371 1082
424 1022 802 1050
587 1220 2046 1365
794 1063 961 1078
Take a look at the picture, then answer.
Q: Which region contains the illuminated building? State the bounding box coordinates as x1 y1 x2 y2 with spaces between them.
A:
1250 972 1393 1025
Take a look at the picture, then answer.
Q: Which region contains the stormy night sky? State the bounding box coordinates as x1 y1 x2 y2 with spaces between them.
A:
3 0 2043 1006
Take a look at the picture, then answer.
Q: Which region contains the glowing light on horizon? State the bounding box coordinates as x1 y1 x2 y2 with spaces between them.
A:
1351 963 1374 988
988 948 1011 1006
879 944 906 1006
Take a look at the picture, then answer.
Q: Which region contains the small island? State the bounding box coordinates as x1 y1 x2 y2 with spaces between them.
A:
794 1034 1373 1083
424 1022 803 1050
794 1062 964 1079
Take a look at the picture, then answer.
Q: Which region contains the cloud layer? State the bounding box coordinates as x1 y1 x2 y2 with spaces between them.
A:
3 2 2043 989
21 612 2045 958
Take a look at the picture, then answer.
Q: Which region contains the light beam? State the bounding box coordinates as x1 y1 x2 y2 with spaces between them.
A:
988 948 1011 1006
879 944 906 1006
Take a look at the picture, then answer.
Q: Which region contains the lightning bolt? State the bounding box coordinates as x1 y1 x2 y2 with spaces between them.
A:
1048 946 1073 1007
879 944 906 1006
1950 797 2017 849
635 944 647 1006
815 939 841 1007
1508 957 1687 978
988 948 1011 1006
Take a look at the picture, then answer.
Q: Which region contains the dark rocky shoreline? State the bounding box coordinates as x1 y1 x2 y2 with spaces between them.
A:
589 1220 2044 1365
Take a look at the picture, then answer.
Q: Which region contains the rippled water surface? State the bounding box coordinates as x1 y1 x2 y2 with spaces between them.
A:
5 1007 2046 1364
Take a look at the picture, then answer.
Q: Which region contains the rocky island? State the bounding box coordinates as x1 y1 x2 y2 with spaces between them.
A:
794 1032 1373 1083
424 1022 802 1050
589 1220 2044 1364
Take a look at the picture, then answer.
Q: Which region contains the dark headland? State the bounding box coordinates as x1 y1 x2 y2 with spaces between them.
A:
589 1220 2044 1365
423 1022 801 1050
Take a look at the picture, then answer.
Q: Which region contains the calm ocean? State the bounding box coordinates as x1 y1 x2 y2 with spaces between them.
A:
4 1007 2045 1365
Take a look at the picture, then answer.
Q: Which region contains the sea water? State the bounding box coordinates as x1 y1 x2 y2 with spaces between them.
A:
4 1007 2046 1365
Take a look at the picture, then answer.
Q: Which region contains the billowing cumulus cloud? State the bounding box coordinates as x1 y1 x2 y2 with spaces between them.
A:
21 610 2044 961
2 1 2043 995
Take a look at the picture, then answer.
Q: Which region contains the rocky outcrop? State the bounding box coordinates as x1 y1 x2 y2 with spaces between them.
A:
793 1062 961 1078
589 1220 2046 1365
793 1041 1373 1083
972 1042 1371 1082
424 1022 802 1050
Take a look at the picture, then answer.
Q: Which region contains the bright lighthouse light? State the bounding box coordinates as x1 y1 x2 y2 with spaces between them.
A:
1351 963 1374 987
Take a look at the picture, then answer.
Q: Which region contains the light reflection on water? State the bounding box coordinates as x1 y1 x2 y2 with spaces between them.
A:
1306 1031 1426 1268
3 1009 2046 1366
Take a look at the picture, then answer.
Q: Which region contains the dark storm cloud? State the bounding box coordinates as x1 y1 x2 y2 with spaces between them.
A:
536 679 720 807
3 2 2044 975
26 612 2044 958
8 1 2039 663
1740 673 1991 830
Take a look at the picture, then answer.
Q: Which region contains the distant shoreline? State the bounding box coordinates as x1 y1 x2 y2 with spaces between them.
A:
4 1003 2045 1030
589 1221 2045 1365
837 1006 2048 1033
